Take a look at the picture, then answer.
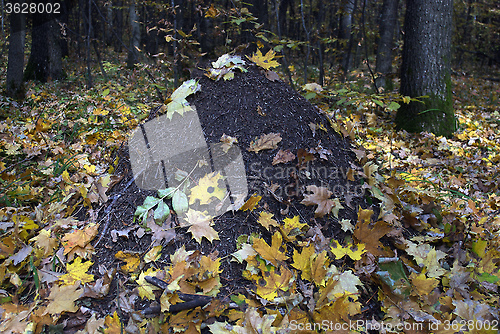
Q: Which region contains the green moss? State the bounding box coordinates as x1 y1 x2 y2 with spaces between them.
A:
396 73 455 137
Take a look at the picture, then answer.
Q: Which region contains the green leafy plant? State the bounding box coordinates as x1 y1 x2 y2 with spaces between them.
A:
134 169 191 225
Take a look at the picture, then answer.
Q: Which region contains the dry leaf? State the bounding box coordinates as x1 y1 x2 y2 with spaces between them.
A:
248 133 282 153
220 134 238 153
257 211 280 230
44 283 82 315
272 149 296 165
183 209 219 243
59 257 94 285
301 185 336 218
252 233 287 266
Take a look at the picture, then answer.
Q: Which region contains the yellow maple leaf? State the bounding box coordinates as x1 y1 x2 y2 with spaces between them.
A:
12 215 38 241
182 209 219 243
114 251 141 273
279 215 308 241
30 229 57 257
104 311 122 334
196 256 222 295
330 240 366 261
291 244 315 281
44 283 82 315
252 233 288 266
59 257 94 285
189 172 226 205
247 49 280 70
136 267 161 300
257 211 280 230
254 263 294 301
310 250 329 287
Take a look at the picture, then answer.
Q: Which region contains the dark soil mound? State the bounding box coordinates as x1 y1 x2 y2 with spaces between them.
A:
92 64 371 316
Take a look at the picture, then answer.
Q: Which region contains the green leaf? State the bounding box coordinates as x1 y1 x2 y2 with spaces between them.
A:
231 18 246 25
387 101 401 111
476 272 499 283
158 188 176 199
376 260 411 298
304 92 317 100
172 191 188 214
373 99 384 107
134 196 161 222
174 170 189 182
143 196 161 208
102 88 110 97
154 201 170 224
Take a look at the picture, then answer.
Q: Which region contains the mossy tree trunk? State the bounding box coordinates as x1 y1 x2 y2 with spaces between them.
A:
396 0 455 137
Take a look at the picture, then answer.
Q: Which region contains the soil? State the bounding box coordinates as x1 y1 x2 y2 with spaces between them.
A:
88 64 377 323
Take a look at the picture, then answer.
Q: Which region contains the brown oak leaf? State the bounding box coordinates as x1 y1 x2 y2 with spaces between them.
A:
248 133 282 153
272 149 296 165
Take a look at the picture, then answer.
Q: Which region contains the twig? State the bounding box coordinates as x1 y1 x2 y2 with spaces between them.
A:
94 171 141 247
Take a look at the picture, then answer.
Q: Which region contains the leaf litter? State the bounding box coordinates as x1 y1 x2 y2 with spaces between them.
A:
0 55 499 333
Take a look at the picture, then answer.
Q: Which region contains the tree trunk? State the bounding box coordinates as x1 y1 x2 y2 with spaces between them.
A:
48 20 63 80
126 0 141 68
339 0 357 74
24 12 64 82
6 10 26 99
396 0 455 137
114 0 124 52
375 0 399 90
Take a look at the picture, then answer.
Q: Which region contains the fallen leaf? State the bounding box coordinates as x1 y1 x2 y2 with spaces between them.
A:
272 149 295 165
248 133 282 153
45 283 82 315
247 49 280 70
301 185 336 218
189 172 226 205
353 208 392 257
240 194 262 211
59 257 94 285
257 211 280 230
115 251 141 273
252 233 287 266
182 209 219 244
220 134 238 153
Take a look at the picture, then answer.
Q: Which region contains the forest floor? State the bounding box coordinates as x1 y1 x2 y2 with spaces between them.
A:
0 52 499 334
